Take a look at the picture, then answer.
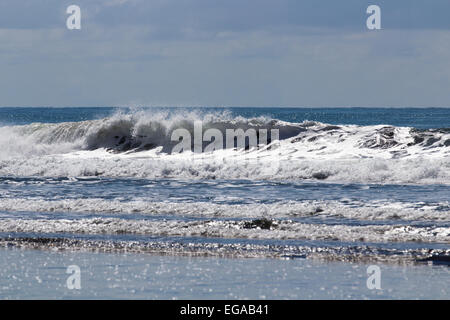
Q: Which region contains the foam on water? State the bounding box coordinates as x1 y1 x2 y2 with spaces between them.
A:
0 198 448 221
0 215 449 243
0 218 450 243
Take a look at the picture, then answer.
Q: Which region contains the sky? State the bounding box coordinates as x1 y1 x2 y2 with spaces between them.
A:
0 0 450 107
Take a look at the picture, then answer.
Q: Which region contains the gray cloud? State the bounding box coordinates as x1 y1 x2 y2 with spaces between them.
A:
0 1 449 107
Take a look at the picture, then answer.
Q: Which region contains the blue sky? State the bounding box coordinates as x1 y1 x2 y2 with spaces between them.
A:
0 0 449 107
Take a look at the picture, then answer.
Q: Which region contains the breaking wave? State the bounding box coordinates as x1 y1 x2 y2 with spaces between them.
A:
0 109 449 184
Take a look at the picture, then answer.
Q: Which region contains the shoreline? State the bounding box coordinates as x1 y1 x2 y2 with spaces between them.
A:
1 235 449 266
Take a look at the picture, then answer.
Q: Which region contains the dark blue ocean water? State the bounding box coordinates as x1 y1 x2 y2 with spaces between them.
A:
1 107 449 129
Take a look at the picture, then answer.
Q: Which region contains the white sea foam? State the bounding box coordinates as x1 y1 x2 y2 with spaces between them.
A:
0 151 448 184
0 217 448 243
0 198 448 221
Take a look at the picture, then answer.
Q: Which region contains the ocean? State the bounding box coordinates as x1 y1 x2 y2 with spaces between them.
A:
0 107 448 299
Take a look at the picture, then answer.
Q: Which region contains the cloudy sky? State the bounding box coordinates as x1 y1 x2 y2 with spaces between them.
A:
0 0 449 107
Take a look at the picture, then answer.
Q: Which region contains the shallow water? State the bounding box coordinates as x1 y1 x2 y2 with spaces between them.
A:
0 248 448 300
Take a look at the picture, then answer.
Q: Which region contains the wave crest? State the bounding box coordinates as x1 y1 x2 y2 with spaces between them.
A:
0 109 448 184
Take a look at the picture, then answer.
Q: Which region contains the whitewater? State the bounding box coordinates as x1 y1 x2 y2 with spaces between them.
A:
0 108 449 184
0 107 449 268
